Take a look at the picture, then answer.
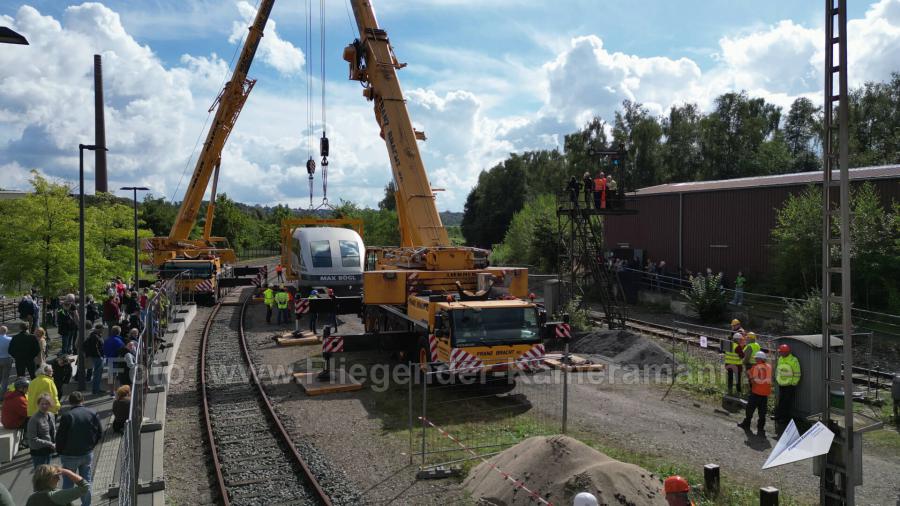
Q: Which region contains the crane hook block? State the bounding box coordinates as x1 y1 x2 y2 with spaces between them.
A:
320 134 329 157
306 157 316 175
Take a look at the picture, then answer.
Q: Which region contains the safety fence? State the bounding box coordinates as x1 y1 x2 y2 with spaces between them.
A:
621 266 900 341
409 357 571 471
117 271 189 506
235 248 280 260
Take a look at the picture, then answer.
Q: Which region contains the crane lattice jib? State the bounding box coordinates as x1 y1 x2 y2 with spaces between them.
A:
348 0 449 248
168 0 274 241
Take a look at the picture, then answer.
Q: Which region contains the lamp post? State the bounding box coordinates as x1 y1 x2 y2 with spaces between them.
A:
120 187 150 290
78 144 105 391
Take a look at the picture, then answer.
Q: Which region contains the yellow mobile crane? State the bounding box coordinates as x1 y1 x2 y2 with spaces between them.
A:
144 0 273 303
313 0 562 377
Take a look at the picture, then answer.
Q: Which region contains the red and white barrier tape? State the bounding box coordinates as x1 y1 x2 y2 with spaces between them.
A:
418 416 553 506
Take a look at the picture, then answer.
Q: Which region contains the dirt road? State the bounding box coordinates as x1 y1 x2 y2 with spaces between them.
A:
525 366 900 505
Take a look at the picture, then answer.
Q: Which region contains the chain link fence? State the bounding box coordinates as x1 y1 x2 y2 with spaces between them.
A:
410 357 570 471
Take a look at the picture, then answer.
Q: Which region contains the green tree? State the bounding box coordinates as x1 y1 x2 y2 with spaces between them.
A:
699 92 782 180
333 201 400 247
140 195 179 237
209 193 250 249
378 182 396 211
846 183 894 309
849 73 900 167
0 172 79 302
770 186 823 296
461 157 527 248
613 100 663 189
490 194 558 272
770 182 898 310
661 103 703 183
86 193 153 290
783 97 821 173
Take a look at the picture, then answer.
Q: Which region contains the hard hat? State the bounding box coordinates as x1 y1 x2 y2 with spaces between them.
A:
778 344 791 354
731 319 740 326
747 332 757 340
14 377 29 390
573 492 599 506
754 351 767 361
732 332 743 340
310 289 318 295
664 475 690 494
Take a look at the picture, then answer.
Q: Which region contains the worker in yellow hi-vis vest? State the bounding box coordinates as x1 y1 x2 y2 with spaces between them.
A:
724 332 745 395
263 284 274 324
274 286 289 325
775 344 801 425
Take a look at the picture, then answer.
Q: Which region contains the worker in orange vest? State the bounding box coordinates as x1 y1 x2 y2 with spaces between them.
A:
593 172 607 209
738 351 772 435
663 475 694 506
275 263 284 282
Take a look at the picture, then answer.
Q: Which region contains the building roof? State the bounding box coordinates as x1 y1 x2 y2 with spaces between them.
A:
634 165 900 196
0 190 28 201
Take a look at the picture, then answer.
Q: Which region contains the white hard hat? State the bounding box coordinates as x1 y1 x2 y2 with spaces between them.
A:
754 351 767 360
573 492 599 506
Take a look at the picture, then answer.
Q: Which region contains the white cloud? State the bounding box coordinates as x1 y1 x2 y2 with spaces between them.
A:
2 0 900 213
229 1 304 76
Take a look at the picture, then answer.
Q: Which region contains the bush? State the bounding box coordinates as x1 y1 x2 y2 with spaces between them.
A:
560 295 591 331
784 289 840 333
681 273 728 322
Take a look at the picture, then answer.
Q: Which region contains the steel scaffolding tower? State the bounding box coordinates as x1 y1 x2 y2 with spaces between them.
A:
556 197 633 329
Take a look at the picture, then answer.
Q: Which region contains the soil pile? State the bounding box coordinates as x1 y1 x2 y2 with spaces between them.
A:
464 435 665 506
570 329 673 367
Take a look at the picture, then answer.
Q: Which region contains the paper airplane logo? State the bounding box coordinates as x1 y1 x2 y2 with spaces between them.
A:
763 420 835 469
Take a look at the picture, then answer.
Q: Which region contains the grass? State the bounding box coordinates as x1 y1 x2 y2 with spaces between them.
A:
344 357 812 504
569 430 811 506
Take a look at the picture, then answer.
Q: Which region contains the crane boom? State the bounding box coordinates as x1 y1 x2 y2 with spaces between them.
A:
346 0 449 248
168 0 273 240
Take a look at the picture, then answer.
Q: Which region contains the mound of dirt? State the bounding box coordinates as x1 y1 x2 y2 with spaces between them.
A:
570 329 674 367
464 435 665 506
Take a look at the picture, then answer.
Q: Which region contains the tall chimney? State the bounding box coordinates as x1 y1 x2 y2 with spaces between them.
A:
93 54 108 193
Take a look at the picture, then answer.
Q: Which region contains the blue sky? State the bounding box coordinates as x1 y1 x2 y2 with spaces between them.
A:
1 1 896 211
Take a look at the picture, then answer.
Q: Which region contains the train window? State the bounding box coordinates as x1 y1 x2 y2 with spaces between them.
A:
340 240 360 267
310 240 332 268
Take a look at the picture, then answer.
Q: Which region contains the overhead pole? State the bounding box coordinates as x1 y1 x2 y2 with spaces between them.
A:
820 1 856 504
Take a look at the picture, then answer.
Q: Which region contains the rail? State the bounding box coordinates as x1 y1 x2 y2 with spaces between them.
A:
199 289 332 505
593 313 897 386
619 266 900 337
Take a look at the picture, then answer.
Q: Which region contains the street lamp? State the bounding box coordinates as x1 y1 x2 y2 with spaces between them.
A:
120 186 150 290
78 143 106 391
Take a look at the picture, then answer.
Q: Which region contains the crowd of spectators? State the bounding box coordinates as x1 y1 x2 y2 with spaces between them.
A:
0 276 168 504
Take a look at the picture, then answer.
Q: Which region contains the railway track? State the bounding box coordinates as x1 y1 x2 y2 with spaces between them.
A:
200 289 333 506
589 313 896 389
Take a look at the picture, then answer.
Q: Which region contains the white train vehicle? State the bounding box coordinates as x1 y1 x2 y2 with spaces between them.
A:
289 226 364 296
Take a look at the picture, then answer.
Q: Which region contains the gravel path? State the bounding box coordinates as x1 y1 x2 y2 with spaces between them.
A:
242 306 467 505
522 362 900 505
164 304 217 505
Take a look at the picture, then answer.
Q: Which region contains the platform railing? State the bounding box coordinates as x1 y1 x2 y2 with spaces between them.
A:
117 271 187 505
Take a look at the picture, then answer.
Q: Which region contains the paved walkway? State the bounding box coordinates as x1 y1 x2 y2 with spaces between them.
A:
1 384 122 504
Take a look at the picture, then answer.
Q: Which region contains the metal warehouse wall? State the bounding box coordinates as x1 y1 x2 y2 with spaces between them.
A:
603 194 679 267
604 179 900 282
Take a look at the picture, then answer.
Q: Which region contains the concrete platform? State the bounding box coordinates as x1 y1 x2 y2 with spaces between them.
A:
294 370 364 396
1 391 116 504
